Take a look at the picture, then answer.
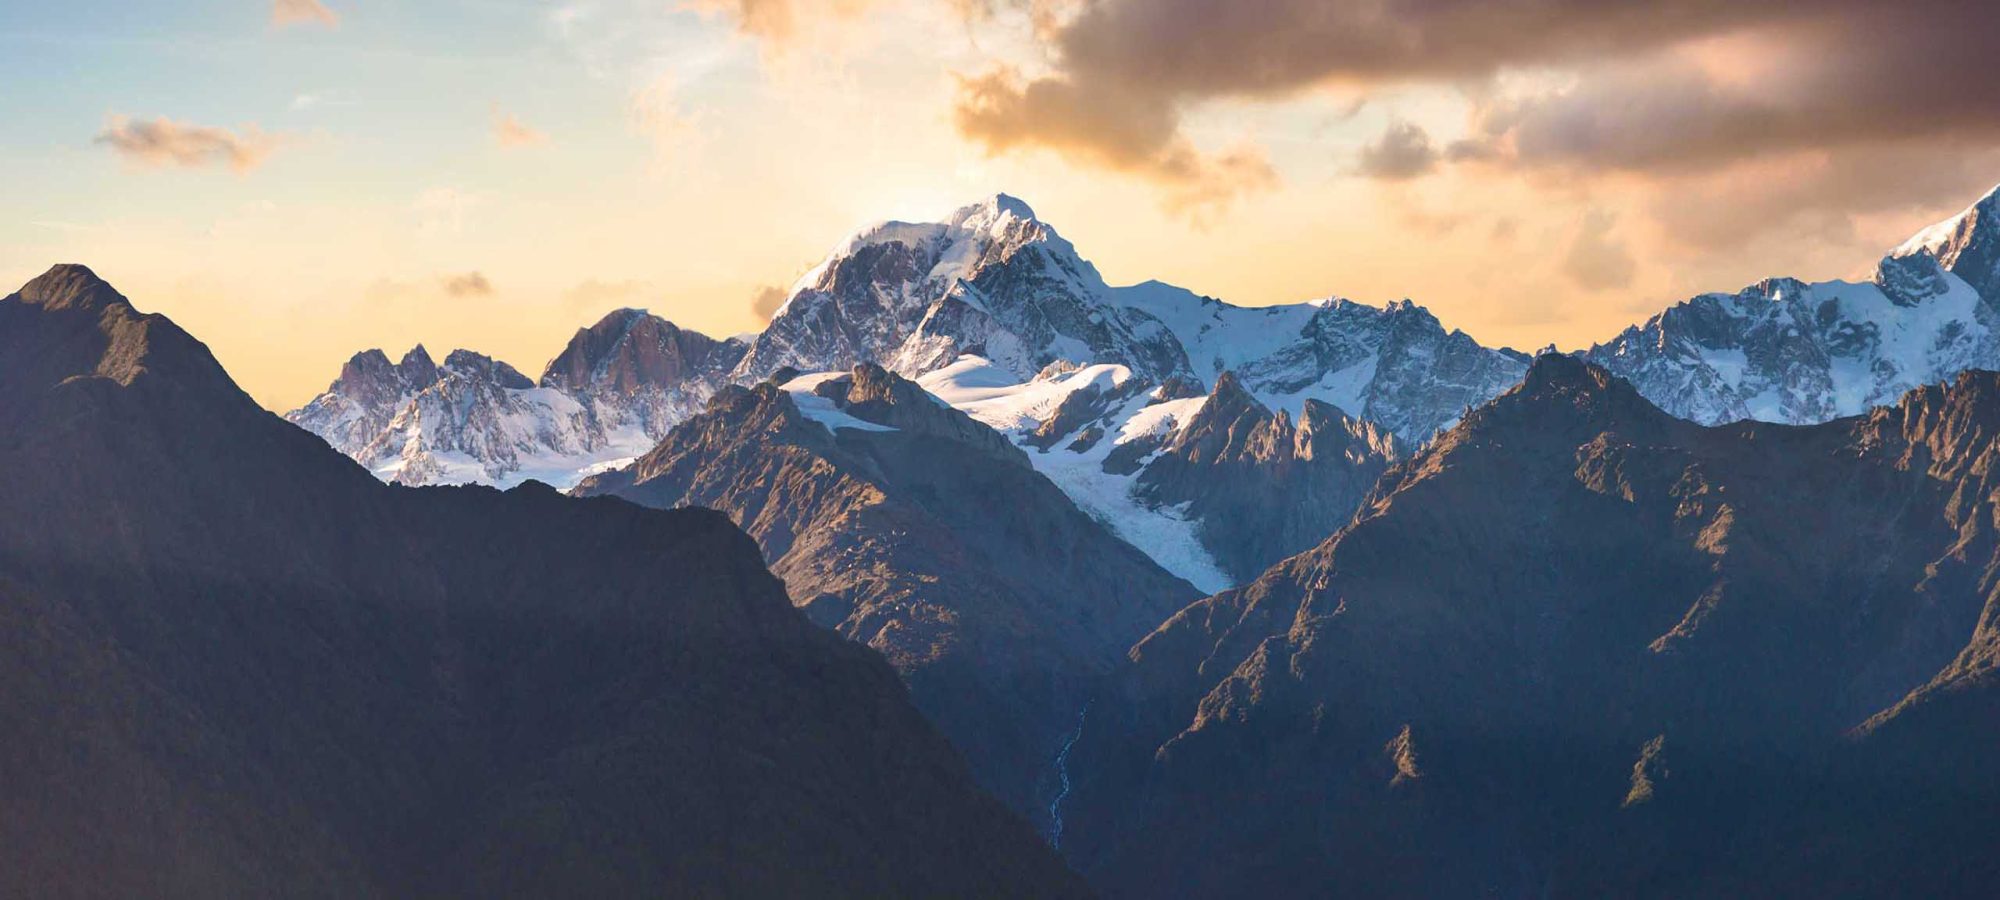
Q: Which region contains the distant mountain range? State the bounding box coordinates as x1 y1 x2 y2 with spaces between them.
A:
292 183 2000 590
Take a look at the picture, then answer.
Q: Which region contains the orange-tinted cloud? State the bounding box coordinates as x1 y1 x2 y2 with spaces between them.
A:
684 0 877 44
271 0 338 29
94 116 278 173
492 112 549 148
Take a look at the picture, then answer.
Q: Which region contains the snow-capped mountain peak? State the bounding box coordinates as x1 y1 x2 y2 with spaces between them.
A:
288 309 742 488
1893 183 2000 300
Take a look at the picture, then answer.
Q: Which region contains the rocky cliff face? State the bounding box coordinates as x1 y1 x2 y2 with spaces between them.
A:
539 307 746 440
1133 372 1400 584
576 363 1200 828
286 343 445 453
1062 354 2000 898
0 265 1086 899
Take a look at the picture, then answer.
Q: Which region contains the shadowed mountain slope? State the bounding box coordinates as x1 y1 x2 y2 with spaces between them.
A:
1064 353 2000 898
576 363 1201 828
0 265 1086 899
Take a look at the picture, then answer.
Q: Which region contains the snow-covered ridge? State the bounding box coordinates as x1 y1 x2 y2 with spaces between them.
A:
292 182 2000 587
921 356 1232 593
288 307 743 489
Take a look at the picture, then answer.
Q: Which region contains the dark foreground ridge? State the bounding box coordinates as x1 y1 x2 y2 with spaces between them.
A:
0 265 1088 898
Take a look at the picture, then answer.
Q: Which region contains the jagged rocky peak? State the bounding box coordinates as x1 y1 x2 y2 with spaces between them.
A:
1469 353 1671 445
1297 399 1401 463
13 263 128 313
1161 372 1271 461
1894 182 2000 299
1130 368 1402 584
440 348 532 389
539 307 744 393
1873 249 1956 307
332 344 440 396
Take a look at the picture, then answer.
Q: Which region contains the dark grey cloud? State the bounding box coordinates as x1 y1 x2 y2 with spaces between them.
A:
959 0 2000 190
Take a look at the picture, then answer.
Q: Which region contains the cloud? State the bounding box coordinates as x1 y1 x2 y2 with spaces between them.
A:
750 284 788 321
1562 210 1636 292
442 272 494 298
492 111 549 148
952 67 1275 218
939 0 2000 231
94 116 278 173
1355 120 1438 181
629 74 696 161
684 0 878 45
271 0 338 28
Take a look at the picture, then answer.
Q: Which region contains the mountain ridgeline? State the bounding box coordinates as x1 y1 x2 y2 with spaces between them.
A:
574 363 1201 825
292 185 2000 593
0 265 1085 898
1064 354 2000 897
16 179 2000 899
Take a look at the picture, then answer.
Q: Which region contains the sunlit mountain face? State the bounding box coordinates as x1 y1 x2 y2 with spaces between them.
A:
11 2 2000 898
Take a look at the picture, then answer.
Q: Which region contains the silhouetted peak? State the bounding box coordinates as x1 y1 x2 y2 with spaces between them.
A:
12 264 128 314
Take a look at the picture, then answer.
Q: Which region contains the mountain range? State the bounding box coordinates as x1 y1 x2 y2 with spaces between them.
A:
290 186 2000 593
17 181 2000 898
1062 354 2000 897
572 363 1200 825
0 265 1083 897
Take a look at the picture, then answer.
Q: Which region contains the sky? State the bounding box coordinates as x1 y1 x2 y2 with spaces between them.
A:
5 0 1998 411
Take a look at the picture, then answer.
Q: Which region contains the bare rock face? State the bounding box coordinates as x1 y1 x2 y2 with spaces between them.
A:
576 364 1200 828
1135 372 1400 584
1063 353 2000 898
286 344 446 454
0 265 1088 900
539 307 746 439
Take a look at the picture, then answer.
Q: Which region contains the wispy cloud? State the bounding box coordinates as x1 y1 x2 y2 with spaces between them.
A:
271 0 338 29
290 89 356 112
94 116 279 173
492 111 549 148
629 74 697 162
